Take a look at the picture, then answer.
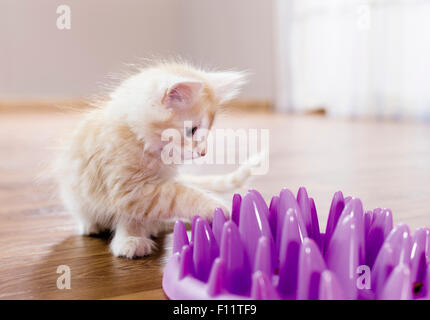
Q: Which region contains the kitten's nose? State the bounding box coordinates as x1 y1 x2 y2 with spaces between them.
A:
200 150 206 156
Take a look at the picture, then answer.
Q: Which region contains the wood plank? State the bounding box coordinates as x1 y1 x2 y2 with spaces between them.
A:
0 110 429 299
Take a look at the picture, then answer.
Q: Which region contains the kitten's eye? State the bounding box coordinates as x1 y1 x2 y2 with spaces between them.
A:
186 127 198 137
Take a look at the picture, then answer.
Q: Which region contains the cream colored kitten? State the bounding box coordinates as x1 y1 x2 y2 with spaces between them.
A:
55 62 254 259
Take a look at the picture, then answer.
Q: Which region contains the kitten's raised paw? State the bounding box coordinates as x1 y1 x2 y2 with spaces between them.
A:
110 235 155 259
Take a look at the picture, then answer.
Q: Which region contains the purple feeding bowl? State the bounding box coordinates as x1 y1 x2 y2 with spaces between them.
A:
162 188 430 300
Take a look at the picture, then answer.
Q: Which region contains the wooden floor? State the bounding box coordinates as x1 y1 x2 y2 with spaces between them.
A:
1 110 430 299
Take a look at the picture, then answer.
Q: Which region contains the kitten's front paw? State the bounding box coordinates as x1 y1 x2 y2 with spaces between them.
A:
78 221 102 236
110 235 155 259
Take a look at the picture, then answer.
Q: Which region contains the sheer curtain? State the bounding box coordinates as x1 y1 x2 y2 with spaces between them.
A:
275 0 430 120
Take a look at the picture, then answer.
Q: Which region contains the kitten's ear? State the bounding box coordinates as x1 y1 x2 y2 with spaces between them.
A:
206 71 247 104
163 81 203 109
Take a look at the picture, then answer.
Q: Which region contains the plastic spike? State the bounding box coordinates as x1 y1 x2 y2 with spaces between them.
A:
179 244 194 279
193 218 218 282
297 187 313 236
278 208 302 297
324 191 345 253
309 197 321 248
275 208 286 256
378 209 393 236
268 196 279 240
297 238 326 300
220 221 251 295
363 210 373 237
365 208 393 268
251 271 279 300
319 270 345 300
385 224 412 266
207 258 226 297
343 198 365 263
380 264 412 300
370 208 381 224
254 236 273 275
190 215 200 244
421 264 430 298
326 200 364 299
232 193 242 226
410 228 429 285
212 208 226 246
173 220 189 254
239 192 272 269
277 189 307 254
426 229 430 263
249 189 269 218
371 242 396 296
372 225 411 297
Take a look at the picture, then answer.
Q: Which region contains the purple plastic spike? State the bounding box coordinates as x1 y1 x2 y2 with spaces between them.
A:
212 208 226 246
251 271 279 300
297 238 326 300
179 244 194 279
207 258 226 297
326 199 364 299
425 229 430 263
309 197 321 248
297 187 313 236
239 192 272 269
163 187 430 300
190 215 200 244
221 221 251 295
319 270 345 300
268 196 279 240
231 193 242 226
249 189 269 218
277 189 307 254
366 208 393 268
254 236 273 275
324 191 345 253
372 242 396 296
278 208 302 297
173 220 189 254
380 264 412 300
193 218 218 282
421 264 430 298
364 210 373 236
410 228 428 286
385 224 412 266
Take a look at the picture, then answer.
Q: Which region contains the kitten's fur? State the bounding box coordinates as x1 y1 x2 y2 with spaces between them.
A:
55 62 254 259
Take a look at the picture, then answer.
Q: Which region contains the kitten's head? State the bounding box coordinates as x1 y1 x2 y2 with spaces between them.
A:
108 62 246 162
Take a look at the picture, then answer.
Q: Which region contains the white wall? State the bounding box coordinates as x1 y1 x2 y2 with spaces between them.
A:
0 0 275 101
178 0 275 100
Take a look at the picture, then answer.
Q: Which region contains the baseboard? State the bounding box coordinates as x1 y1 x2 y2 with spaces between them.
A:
0 99 93 113
0 98 273 113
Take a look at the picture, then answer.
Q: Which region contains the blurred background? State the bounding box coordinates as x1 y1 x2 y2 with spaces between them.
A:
2 0 429 120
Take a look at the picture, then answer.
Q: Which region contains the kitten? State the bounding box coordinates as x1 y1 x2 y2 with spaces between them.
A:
55 62 255 259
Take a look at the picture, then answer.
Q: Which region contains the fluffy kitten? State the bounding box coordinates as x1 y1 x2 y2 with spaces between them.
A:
56 62 254 259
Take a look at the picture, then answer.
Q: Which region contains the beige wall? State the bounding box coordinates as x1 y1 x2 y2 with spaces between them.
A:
0 0 275 100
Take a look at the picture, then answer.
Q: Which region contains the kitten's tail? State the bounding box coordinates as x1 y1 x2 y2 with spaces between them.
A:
178 152 265 193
